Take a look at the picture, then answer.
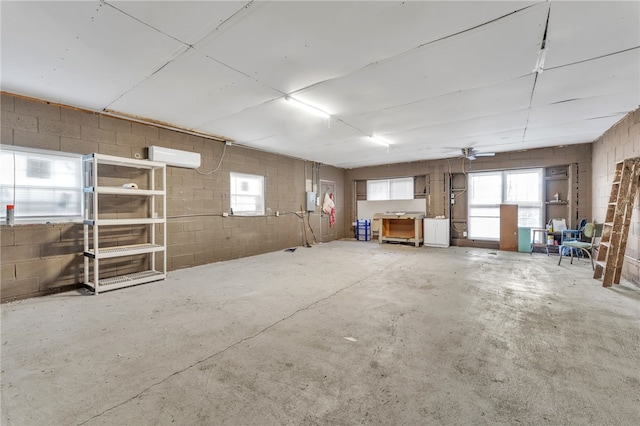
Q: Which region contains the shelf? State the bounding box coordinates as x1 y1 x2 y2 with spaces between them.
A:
83 152 166 295
84 218 165 226
84 186 165 196
545 176 568 181
84 270 166 292
84 243 165 259
545 201 568 205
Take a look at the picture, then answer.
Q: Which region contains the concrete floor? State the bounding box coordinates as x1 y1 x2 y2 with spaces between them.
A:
1 240 640 425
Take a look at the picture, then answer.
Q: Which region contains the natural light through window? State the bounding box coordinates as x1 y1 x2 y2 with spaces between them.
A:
230 172 265 216
0 146 82 224
366 177 413 200
467 168 543 240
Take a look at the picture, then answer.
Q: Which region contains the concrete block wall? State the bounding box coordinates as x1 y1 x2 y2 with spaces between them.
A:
344 144 592 241
592 107 640 285
1 93 345 301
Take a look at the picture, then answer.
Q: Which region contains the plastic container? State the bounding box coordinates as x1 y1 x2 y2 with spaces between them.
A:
356 219 371 241
6 204 15 226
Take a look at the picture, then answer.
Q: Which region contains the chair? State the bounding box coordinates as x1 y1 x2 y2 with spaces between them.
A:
557 223 603 270
560 218 587 256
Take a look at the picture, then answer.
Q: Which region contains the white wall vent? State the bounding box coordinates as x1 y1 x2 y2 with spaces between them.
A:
148 146 201 169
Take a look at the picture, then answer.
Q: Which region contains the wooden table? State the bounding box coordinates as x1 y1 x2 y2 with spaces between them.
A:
376 213 425 247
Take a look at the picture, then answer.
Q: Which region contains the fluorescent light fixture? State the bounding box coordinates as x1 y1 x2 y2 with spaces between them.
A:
369 135 391 147
533 48 547 73
284 96 330 119
148 146 201 168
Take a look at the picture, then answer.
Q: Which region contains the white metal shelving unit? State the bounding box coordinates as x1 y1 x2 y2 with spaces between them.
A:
83 153 166 294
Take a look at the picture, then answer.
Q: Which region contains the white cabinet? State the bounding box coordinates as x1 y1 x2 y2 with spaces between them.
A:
424 218 450 248
83 153 166 294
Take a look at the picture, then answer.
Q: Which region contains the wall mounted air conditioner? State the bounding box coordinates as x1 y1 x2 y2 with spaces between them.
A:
148 146 201 169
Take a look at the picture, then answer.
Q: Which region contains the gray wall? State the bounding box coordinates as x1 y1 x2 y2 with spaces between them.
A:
0 93 345 301
344 145 593 243
591 107 640 285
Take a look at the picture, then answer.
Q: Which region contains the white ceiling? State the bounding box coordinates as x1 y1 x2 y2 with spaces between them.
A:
2 1 639 168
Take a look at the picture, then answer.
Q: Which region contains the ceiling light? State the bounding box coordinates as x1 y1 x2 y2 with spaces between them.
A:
284 96 330 120
369 135 391 147
533 48 547 73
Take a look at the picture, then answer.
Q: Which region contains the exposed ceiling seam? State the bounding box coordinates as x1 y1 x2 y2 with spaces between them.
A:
197 1 545 123
102 0 192 46
544 46 640 71
191 1 258 49
347 74 534 119
289 2 543 96
101 46 192 111
522 4 551 142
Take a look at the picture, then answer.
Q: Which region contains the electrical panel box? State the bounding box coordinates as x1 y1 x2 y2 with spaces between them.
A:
306 191 316 212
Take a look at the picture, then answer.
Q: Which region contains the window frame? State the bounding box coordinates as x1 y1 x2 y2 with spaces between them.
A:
230 172 265 216
1 145 83 225
366 177 414 201
467 168 543 240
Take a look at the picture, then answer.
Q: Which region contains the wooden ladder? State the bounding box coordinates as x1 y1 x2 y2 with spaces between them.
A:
594 158 640 287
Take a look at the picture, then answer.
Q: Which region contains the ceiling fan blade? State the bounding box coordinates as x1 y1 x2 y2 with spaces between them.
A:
475 152 495 157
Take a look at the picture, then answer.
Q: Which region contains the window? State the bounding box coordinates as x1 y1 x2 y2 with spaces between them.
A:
0 146 83 224
467 168 543 240
230 172 264 216
366 177 413 200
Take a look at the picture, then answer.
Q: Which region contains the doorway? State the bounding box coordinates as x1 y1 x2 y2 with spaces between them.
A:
320 180 337 242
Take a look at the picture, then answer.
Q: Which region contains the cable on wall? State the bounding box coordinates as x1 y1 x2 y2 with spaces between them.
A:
195 142 227 175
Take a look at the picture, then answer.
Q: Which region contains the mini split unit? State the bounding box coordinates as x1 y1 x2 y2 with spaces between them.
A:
148 146 201 169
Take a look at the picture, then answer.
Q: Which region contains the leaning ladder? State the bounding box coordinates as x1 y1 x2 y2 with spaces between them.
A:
594 158 640 287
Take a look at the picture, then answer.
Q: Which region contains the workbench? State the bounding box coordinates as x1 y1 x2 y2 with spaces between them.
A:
375 213 425 247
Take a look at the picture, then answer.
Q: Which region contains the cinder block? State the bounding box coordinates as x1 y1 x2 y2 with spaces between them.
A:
14 226 60 246
183 218 205 232
182 176 203 190
167 231 196 244
132 122 158 139
81 126 116 144
39 254 82 290
158 128 184 144
1 111 38 132
16 257 61 282
169 253 195 270
1 126 13 144
1 243 42 263
116 132 146 147
1 263 16 281
1 228 15 246
98 143 132 158
38 235 80 258
39 118 81 139
15 97 60 121
1 277 39 301
1 94 15 111
99 115 132 133
61 108 99 127
61 137 98 154
14 129 60 150
195 230 215 242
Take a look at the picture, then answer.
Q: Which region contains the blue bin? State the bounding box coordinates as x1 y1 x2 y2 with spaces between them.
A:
356 219 371 241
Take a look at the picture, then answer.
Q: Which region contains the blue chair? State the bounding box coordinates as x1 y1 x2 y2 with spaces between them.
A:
560 219 587 256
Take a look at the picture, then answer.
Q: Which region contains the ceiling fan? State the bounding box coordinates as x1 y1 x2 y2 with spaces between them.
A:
460 147 495 161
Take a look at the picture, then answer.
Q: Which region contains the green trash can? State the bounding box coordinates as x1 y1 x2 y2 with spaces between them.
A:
518 227 532 252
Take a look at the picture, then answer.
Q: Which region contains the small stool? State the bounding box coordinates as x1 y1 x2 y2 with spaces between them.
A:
530 228 549 255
